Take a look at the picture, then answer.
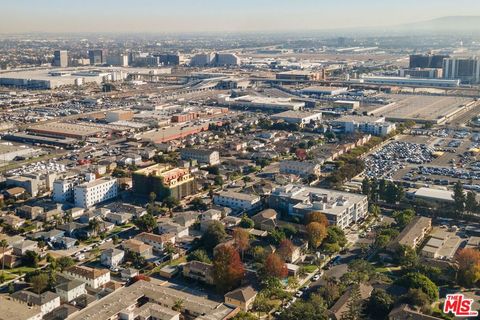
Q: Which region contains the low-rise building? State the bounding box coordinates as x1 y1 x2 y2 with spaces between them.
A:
11 290 60 316
269 185 368 229
55 279 87 302
0 295 42 320
279 160 321 178
388 216 432 252
122 239 153 257
271 110 322 126
63 265 110 289
135 232 175 252
224 286 257 311
180 148 220 166
101 248 125 268
213 191 262 211
182 260 214 285
332 115 396 137
420 229 462 260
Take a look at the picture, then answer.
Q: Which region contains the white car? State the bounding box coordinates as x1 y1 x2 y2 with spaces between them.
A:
312 274 320 281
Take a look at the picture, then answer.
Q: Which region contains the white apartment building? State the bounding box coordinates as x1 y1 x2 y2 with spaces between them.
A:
180 148 220 165
279 160 321 178
53 179 75 203
213 191 261 211
333 115 396 137
74 177 118 208
63 265 110 289
269 185 368 229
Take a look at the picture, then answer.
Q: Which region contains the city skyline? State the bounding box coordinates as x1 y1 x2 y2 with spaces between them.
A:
1 0 480 33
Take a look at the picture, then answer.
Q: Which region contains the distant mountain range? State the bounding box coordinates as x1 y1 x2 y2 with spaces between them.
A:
395 16 480 33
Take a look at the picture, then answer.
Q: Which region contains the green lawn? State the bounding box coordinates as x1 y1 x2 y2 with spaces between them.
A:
7 266 36 275
302 265 318 273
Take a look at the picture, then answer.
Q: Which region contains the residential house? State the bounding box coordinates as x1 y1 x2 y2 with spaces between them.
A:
101 248 125 268
251 209 278 231
16 205 44 220
224 286 257 311
173 212 198 227
55 279 87 302
328 283 373 320
158 222 189 238
106 212 132 225
135 232 175 252
122 239 153 257
2 215 25 229
183 261 214 285
388 304 443 320
12 239 38 256
121 268 139 281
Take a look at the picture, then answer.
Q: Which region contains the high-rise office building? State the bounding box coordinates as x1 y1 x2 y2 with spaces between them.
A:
88 49 107 65
409 54 449 69
154 53 181 66
443 57 480 84
52 50 68 67
106 54 129 66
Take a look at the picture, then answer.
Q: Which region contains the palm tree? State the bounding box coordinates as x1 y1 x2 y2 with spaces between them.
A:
0 239 9 277
88 219 101 237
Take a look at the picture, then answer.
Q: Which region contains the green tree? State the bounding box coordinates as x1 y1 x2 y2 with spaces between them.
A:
57 256 75 272
232 311 258 320
392 209 415 229
202 221 227 251
148 192 157 205
365 289 393 320
361 177 370 197
134 213 158 232
397 245 419 269
396 272 439 302
214 176 224 186
341 284 364 320
0 239 8 277
268 229 286 245
369 204 381 217
239 215 254 228
163 196 180 212
452 181 466 215
465 191 478 213
279 294 328 320
23 250 40 267
88 218 101 237
191 197 208 211
30 273 48 294
187 249 211 264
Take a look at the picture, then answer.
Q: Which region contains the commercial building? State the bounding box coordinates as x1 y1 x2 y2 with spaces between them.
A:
180 148 220 165
106 54 129 67
332 115 396 137
27 122 106 140
443 57 480 84
213 191 262 211
388 216 432 252
271 110 322 126
189 53 216 67
141 123 210 144
89 49 107 65
412 187 454 204
279 160 321 178
409 54 449 69
154 53 182 66
332 100 360 110
269 185 368 229
0 142 39 162
276 70 326 81
218 95 305 112
73 177 119 208
358 76 460 87
53 50 68 67
300 86 348 96
67 280 237 320
132 164 197 201
106 110 134 123
3 132 78 148
399 68 442 79
214 53 241 66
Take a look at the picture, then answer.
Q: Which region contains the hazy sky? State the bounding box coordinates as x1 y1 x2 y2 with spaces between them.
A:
1 0 480 33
